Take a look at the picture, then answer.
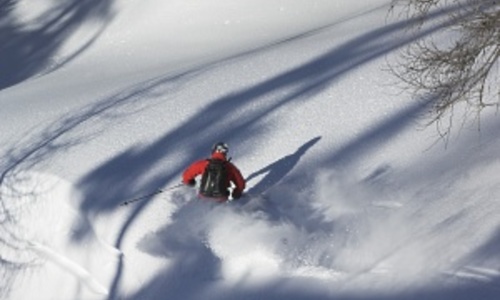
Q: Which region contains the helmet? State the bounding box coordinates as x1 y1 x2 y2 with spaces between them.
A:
212 142 229 154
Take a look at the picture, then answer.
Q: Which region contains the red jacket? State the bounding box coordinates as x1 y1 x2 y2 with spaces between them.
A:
182 152 246 200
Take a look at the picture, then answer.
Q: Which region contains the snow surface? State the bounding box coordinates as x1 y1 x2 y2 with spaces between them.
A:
1 0 500 299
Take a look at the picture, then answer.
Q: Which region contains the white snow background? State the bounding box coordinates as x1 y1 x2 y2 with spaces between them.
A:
1 0 500 299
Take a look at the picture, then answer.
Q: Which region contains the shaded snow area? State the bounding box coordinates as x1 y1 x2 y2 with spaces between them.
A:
1 0 500 299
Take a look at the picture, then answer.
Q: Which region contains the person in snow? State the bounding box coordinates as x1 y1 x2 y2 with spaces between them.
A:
182 142 245 201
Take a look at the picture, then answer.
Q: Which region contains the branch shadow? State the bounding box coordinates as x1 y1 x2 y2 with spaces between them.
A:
0 0 114 90
0 70 198 299
203 279 500 300
0 3 477 300
322 94 435 170
73 6 470 300
127 201 222 300
76 2 461 219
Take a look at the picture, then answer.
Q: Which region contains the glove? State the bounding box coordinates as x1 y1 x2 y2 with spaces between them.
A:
232 191 242 200
186 179 196 187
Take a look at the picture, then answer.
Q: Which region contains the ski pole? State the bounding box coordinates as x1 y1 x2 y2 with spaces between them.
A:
120 183 184 206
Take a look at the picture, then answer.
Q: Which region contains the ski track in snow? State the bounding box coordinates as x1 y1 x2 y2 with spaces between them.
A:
28 241 109 296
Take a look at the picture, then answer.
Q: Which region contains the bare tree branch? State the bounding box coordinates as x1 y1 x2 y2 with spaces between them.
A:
390 0 500 139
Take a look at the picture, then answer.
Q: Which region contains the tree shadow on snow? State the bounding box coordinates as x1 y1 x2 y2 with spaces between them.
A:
0 2 487 300
0 70 199 299
126 200 223 300
75 2 462 220
68 5 478 298
75 0 476 211
69 5 476 300
212 281 500 300
0 0 114 90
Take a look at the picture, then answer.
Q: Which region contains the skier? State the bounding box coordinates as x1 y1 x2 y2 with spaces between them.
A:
182 142 246 202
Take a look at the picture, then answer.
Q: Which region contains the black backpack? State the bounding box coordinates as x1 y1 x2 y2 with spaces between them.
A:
199 159 229 198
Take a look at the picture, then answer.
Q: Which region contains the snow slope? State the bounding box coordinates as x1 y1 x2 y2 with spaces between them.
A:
1 0 500 299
